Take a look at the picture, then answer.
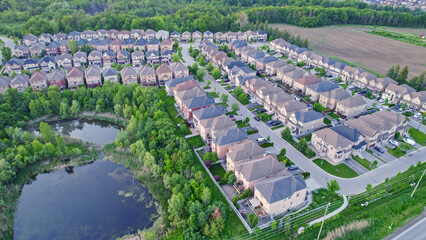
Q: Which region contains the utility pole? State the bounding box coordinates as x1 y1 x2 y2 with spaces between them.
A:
317 202 331 240
410 169 426 198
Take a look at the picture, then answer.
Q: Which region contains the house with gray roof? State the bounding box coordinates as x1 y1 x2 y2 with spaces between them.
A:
305 81 340 101
47 69 66 90
255 56 278 71
198 114 236 142
39 56 56 73
212 128 249 159
0 76 11 94
146 50 160 65
247 51 267 65
288 110 324 134
22 58 40 72
54 53 72 69
72 51 87 67
193 104 226 125
85 65 102 87
181 95 216 121
46 41 60 56
10 74 29 92
103 68 119 84
165 75 194 95
131 50 145 67
319 88 351 109
253 173 307 216
226 139 265 172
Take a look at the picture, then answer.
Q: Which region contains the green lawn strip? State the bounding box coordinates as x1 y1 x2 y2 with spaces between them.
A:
186 135 205 148
209 164 226 179
298 134 312 142
156 90 185 124
207 91 220 98
216 102 229 107
258 113 273 122
249 106 263 111
408 127 426 146
225 111 237 116
352 155 376 170
327 112 340 121
385 146 406 158
323 117 331 125
203 86 211 89
271 125 284 130
313 158 359 178
235 120 250 128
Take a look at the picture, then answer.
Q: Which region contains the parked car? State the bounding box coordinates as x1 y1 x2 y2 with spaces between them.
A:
389 139 400 146
254 116 261 121
288 165 299 171
403 137 416 146
374 146 384 153
378 98 385 103
256 138 267 144
414 112 422 118
228 115 236 121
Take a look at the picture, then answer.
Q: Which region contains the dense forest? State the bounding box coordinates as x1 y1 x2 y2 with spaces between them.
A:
0 0 424 38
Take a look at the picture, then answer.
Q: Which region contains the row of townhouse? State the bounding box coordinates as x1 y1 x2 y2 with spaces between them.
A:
3 47 176 75
0 62 189 94
167 75 307 218
311 110 408 163
270 38 426 112
21 29 267 47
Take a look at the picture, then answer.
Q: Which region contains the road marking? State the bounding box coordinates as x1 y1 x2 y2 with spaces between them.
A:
392 216 426 240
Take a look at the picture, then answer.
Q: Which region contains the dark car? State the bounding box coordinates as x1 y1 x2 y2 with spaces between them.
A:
288 165 299 171
374 146 384 153
254 116 261 121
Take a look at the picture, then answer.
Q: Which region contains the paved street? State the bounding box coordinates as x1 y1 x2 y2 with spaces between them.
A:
391 216 426 240
0 36 16 62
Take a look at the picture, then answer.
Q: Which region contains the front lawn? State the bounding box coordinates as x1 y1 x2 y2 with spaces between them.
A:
386 146 407 158
216 102 229 107
258 113 273 122
408 127 426 146
298 134 312 142
186 135 205 148
271 125 284 130
352 155 376 170
323 117 332 125
402 111 414 117
260 142 274 148
328 112 340 121
235 120 250 128
210 164 226 179
225 111 237 116
313 158 359 178
249 106 263 111
207 91 220 98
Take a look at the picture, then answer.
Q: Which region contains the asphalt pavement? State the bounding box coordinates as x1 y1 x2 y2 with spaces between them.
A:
0 36 16 62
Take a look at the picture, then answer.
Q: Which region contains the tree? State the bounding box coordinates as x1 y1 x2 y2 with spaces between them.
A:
211 67 221 79
39 122 56 144
281 127 292 141
296 138 308 153
366 184 372 191
393 63 401 79
231 102 239 113
68 40 79 54
1 46 12 61
172 53 180 62
280 148 286 156
386 65 395 78
402 102 407 111
397 65 408 83
227 174 236 185
59 100 69 118
201 187 211 205
203 152 218 163
365 91 371 98
197 54 206 66
206 62 214 72
207 79 211 86
247 213 259 227
327 179 340 192
220 93 228 103
69 100 81 117
189 45 193 54
196 68 205 81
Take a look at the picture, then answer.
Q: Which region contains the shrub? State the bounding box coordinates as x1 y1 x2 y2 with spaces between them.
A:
214 175 221 182
247 213 260 227
227 174 237 185
302 172 311 179
260 142 274 148
205 160 211 168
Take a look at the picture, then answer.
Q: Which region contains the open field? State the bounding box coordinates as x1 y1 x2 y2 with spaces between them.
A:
270 24 426 78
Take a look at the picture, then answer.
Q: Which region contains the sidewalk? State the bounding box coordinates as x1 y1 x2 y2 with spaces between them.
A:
308 195 348 226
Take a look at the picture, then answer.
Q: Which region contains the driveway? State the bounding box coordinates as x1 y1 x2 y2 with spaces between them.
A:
344 158 368 175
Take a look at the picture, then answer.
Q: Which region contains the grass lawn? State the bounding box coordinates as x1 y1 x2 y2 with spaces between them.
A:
386 146 406 158
352 155 376 170
409 127 426 146
260 142 274 148
249 106 263 111
203 86 211 89
235 120 250 128
210 164 226 179
313 158 359 178
312 188 342 208
225 111 237 116
216 102 229 107
156 89 185 124
402 111 414 117
328 112 340 121
207 91 220 98
271 125 284 130
186 135 205 148
298 134 312 142
323 117 331 125
258 113 273 122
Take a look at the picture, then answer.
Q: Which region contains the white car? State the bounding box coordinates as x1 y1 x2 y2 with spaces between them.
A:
389 139 400 146
378 99 385 103
256 138 267 144
403 137 416 146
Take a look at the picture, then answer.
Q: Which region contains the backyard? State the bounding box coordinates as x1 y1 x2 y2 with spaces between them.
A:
156 89 185 124
313 158 359 178
186 135 205 148
210 164 226 180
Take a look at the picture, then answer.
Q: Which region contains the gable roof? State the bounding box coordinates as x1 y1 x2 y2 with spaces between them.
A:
85 65 101 77
182 95 215 109
103 68 118 77
47 69 65 81
156 64 172 74
66 66 84 78
170 62 188 72
338 95 367 108
227 139 265 163
165 75 194 88
321 88 351 101
11 74 29 85
213 128 248 146
255 174 306 204
30 71 47 82
294 75 322 86
293 110 323 123
306 81 339 93
0 76 12 87
139 65 155 76
193 105 226 121
121 66 138 77
236 155 284 182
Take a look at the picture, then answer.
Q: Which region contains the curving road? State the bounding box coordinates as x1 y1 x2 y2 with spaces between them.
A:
0 36 16 62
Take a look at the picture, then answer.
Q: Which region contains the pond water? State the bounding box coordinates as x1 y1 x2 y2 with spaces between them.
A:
14 120 157 240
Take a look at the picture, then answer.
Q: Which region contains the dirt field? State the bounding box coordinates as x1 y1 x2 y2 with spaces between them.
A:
270 24 426 78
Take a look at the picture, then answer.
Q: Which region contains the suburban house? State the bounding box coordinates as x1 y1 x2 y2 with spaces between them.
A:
3 58 23 74
255 87 282 106
118 30 131 40
23 34 38 46
109 39 122 52
10 74 30 92
121 38 135 50
120 66 139 85
367 77 397 96
198 113 236 142
226 139 265 172
214 32 225 43
85 65 102 87
165 75 195 95
243 78 274 96
257 30 267 42
192 104 227 130
53 33 67 42
305 81 340 102
174 88 205 110
170 31 180 40
229 65 256 84
312 125 366 163
29 43 44 57
59 40 70 54
203 31 214 40
0 76 11 94
161 50 173 64
234 154 285 192
102 50 116 66
170 62 189 78
277 101 309 123
401 91 426 112
341 66 365 81
172 80 200 97
244 30 258 42
66 66 85 88
47 69 66 90
288 110 324 134
29 71 48 91
22 58 39 72
181 31 191 41
240 47 258 62
156 64 173 84
255 56 278 71
345 110 408 149
130 29 144 40
139 65 157 86
319 88 351 110
131 51 145 67
46 41 60 55
192 31 202 40
277 65 296 82
181 95 216 121
281 68 310 87
88 50 103 66
103 68 120 84
117 50 131 65
212 128 249 159
335 95 367 118
160 38 174 51
106 29 119 39
145 51 160 65
92 39 111 52
54 53 73 69
228 40 247 51
353 72 377 88
144 29 156 40
146 38 160 51
293 75 323 94
263 91 293 113
247 51 267 65
156 30 169 40
253 174 307 217
39 56 56 73
265 60 287 76
14 45 30 58
72 51 87 67
382 83 416 104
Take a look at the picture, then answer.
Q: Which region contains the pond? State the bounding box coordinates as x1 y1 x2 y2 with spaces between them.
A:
14 120 157 240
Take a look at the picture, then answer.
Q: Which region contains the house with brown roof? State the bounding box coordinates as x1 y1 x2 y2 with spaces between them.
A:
72 51 87 67
264 91 293 113
47 69 66 90
103 68 119 84
14 45 30 58
344 110 408 149
10 74 29 92
146 38 160 52
139 65 157 86
85 65 102 88
293 75 322 94
281 68 309 87
288 110 324 134
243 78 274 96
29 43 44 57
121 67 139 85
29 71 48 91
131 29 144 40
226 139 265 172
401 91 426 112
88 50 102 66
131 51 145 67
198 113 236 142
66 66 84 88
156 64 173 84
170 62 189 78
106 29 119 39
165 75 195 95
160 38 173 51
212 128 249 159
265 60 287 76
367 77 397 96
312 125 366 163
319 88 351 110
109 39 122 53
335 96 367 118
277 101 309 123
240 47 258 63
382 83 415 104
0 76 11 94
